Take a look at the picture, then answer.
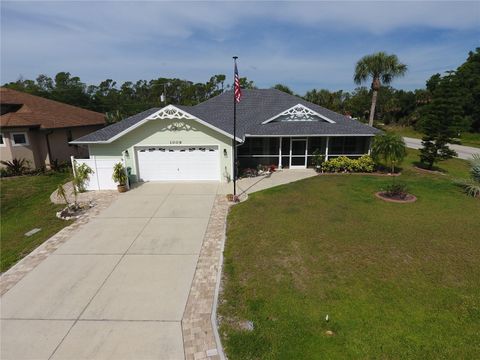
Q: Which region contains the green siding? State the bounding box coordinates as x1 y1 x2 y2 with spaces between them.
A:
89 118 233 182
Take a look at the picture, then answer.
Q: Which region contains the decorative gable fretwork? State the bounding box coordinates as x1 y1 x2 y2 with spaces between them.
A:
147 105 196 120
262 103 335 124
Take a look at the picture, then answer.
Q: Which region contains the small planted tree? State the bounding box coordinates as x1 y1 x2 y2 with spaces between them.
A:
419 73 467 169
56 184 69 205
112 162 128 192
371 133 406 173
73 161 94 193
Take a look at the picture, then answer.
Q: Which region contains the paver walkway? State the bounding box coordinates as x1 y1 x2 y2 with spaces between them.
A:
1 182 219 360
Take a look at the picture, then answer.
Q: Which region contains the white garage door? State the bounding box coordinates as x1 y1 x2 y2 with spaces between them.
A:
137 146 220 181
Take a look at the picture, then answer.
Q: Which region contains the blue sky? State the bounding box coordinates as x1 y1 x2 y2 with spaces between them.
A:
1 1 479 94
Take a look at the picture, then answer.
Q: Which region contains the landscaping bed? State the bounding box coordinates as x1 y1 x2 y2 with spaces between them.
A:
218 151 479 359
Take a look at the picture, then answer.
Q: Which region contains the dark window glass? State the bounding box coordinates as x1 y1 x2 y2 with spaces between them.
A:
0 134 4 145
237 138 279 155
281 137 290 154
291 157 306 166
12 133 27 145
308 137 324 154
344 137 356 153
330 137 344 154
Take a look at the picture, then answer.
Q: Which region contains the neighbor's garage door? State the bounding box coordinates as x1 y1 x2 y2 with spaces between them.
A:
136 146 220 181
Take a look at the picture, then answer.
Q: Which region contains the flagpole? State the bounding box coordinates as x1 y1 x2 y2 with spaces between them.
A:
233 56 238 198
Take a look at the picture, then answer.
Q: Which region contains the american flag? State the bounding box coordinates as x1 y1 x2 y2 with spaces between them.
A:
234 63 242 103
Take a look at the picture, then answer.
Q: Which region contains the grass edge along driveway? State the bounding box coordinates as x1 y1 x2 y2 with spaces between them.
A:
219 152 480 359
1 172 72 272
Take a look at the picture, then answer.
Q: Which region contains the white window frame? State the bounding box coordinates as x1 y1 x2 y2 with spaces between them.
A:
11 132 29 147
0 133 6 147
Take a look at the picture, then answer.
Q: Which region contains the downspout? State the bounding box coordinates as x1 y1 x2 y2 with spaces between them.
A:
45 130 54 169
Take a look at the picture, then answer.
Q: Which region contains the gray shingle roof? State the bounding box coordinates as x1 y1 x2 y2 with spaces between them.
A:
72 89 379 143
72 108 160 142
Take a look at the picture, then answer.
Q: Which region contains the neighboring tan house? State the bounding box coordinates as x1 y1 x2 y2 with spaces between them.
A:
0 87 105 169
71 89 380 188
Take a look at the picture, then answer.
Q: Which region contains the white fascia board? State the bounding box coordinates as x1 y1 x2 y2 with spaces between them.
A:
70 105 242 144
262 103 335 124
70 140 108 144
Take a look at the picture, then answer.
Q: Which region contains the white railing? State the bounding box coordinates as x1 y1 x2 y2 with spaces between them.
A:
71 156 124 191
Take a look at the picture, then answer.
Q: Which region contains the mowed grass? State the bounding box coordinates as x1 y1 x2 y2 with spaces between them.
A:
0 172 72 272
385 125 480 148
219 153 480 359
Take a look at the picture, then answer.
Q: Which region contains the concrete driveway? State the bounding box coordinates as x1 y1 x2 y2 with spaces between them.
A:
403 136 480 160
1 182 218 360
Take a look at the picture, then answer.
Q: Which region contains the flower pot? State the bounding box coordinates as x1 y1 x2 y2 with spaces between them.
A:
117 184 128 193
226 194 234 202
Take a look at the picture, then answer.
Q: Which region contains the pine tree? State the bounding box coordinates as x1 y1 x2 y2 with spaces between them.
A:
419 73 466 169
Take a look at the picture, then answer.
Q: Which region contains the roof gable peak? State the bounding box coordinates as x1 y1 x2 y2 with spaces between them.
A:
262 103 335 124
146 105 197 121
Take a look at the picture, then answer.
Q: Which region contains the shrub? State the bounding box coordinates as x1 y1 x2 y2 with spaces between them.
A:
357 155 376 172
321 155 375 173
384 182 409 199
0 158 30 176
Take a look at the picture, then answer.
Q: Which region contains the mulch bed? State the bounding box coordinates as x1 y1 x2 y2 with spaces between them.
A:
375 191 417 203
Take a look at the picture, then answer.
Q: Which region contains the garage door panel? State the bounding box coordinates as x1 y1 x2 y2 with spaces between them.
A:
137 146 220 181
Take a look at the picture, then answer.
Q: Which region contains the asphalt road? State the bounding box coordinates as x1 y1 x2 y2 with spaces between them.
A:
403 137 480 160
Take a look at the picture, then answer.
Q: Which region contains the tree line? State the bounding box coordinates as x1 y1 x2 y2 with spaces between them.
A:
3 48 479 132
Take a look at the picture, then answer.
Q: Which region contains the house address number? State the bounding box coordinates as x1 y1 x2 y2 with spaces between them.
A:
170 140 182 144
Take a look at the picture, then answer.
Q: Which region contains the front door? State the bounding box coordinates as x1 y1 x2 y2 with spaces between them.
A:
290 138 307 168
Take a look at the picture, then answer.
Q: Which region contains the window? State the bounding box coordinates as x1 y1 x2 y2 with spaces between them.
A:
329 137 367 155
0 133 4 147
11 132 29 146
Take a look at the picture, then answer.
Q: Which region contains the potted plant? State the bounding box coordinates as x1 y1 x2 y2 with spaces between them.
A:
112 162 128 192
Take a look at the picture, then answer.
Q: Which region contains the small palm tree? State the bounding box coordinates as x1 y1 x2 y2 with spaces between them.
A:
371 133 407 173
0 158 30 176
354 52 407 126
56 184 69 205
455 154 480 197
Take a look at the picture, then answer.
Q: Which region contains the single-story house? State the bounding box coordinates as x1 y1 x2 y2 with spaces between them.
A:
0 87 105 169
71 89 380 184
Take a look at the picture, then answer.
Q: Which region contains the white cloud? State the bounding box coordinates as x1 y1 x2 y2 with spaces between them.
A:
1 1 479 92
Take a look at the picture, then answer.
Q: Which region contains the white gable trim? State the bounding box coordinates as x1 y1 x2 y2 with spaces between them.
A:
262 103 335 124
72 105 241 144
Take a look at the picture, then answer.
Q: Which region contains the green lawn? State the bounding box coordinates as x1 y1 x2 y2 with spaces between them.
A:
0 172 72 272
219 152 480 359
384 125 480 148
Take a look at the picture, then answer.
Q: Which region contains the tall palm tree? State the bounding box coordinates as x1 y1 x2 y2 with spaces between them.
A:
354 52 407 127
